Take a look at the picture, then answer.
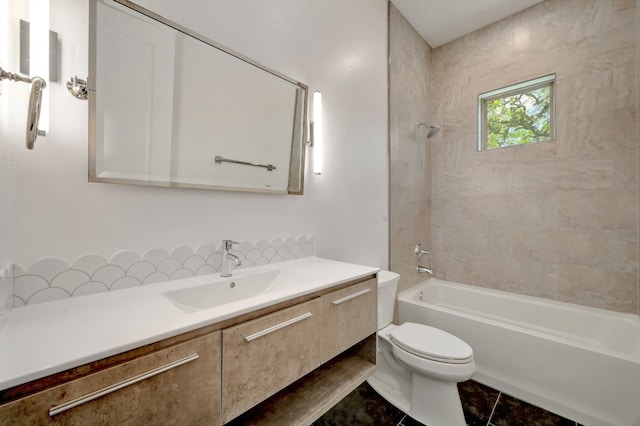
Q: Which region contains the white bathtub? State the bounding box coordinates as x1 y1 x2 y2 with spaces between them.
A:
397 279 640 426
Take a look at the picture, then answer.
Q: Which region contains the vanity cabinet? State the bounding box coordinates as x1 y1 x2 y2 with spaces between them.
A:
224 276 378 425
222 299 322 423
1 272 378 426
0 332 221 425
320 278 377 364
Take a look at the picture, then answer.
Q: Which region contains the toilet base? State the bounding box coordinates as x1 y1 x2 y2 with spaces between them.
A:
370 325 472 426
367 368 411 413
368 347 468 426
367 341 412 413
410 373 466 426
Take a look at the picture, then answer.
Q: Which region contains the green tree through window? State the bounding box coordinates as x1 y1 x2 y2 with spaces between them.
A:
479 74 555 151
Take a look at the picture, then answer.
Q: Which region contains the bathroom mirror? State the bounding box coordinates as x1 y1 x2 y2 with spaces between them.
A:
88 0 308 194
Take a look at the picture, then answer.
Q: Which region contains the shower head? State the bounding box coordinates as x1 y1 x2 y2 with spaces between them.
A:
417 121 440 138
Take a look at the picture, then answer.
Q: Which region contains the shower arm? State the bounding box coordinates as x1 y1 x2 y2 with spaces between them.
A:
0 67 47 150
417 121 440 138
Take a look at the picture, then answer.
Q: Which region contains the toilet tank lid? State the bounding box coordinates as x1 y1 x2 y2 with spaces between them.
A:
378 270 400 287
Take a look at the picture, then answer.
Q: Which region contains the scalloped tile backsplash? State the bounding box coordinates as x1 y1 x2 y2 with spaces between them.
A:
8 235 314 308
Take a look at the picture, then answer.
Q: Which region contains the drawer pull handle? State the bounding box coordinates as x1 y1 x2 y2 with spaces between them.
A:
332 288 372 305
245 312 313 342
48 353 199 417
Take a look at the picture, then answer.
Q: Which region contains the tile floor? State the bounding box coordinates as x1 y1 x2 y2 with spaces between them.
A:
314 380 582 426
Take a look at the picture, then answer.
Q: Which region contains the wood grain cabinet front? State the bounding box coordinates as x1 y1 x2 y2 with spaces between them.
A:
0 332 222 426
221 298 322 423
320 278 377 364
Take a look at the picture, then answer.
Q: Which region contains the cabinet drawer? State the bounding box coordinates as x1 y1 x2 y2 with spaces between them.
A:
0 332 221 426
321 278 377 363
222 299 321 423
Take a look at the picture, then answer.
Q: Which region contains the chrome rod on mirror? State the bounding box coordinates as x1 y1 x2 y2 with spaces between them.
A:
214 155 277 171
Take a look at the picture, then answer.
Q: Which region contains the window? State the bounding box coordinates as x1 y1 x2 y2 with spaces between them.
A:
478 74 556 151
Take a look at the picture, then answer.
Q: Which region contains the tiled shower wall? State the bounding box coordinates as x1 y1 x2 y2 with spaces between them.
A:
6 235 314 308
388 3 432 293
429 0 638 313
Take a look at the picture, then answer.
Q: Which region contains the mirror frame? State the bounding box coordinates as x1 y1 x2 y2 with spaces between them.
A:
88 0 308 195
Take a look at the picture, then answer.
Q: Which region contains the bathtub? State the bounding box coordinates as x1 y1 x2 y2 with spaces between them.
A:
397 279 640 426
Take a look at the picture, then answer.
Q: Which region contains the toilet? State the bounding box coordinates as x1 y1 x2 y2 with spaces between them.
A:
367 270 475 426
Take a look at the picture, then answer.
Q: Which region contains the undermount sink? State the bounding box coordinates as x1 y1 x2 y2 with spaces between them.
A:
163 269 285 313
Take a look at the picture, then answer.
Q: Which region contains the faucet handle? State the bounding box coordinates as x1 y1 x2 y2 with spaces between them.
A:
414 243 430 258
222 240 239 251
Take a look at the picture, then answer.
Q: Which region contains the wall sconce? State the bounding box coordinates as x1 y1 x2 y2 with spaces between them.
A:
20 0 54 135
30 0 49 133
310 90 323 175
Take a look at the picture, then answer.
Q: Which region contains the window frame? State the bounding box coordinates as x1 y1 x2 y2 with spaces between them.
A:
478 73 556 151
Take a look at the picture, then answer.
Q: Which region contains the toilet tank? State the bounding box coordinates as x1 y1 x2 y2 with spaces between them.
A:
377 270 400 329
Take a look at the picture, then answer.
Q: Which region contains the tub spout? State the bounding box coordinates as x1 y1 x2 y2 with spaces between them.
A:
417 265 433 275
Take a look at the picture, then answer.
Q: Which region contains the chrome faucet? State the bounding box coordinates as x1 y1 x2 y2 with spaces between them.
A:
415 243 433 275
416 265 433 275
221 240 242 277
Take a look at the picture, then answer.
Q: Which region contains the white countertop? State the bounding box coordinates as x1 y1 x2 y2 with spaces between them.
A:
0 257 378 391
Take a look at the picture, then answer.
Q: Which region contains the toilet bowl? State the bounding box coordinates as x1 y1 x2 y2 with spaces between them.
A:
367 270 475 426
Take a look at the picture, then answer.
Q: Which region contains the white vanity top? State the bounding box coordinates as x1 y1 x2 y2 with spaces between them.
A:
0 257 378 391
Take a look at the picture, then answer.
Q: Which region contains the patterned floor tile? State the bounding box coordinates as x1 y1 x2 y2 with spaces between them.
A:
458 380 500 426
315 380 580 426
489 392 576 426
313 381 406 426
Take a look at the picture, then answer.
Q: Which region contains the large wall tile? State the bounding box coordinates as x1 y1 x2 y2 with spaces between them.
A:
556 264 637 312
556 109 636 156
428 0 637 313
389 3 432 292
556 0 614 44
557 190 637 230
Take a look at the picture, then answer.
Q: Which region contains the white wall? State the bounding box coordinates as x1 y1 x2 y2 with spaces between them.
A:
1 0 10 267
1 0 389 270
0 0 12 312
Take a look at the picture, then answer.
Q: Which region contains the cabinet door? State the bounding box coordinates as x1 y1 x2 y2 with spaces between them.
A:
0 332 221 426
222 299 321 423
321 278 377 363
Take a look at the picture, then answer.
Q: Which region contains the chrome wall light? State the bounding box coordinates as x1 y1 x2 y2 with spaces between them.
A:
0 67 46 150
309 90 323 175
26 0 52 134
19 19 58 83
7 0 54 149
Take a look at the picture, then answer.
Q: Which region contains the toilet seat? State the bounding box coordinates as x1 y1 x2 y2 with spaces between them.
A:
390 322 473 364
